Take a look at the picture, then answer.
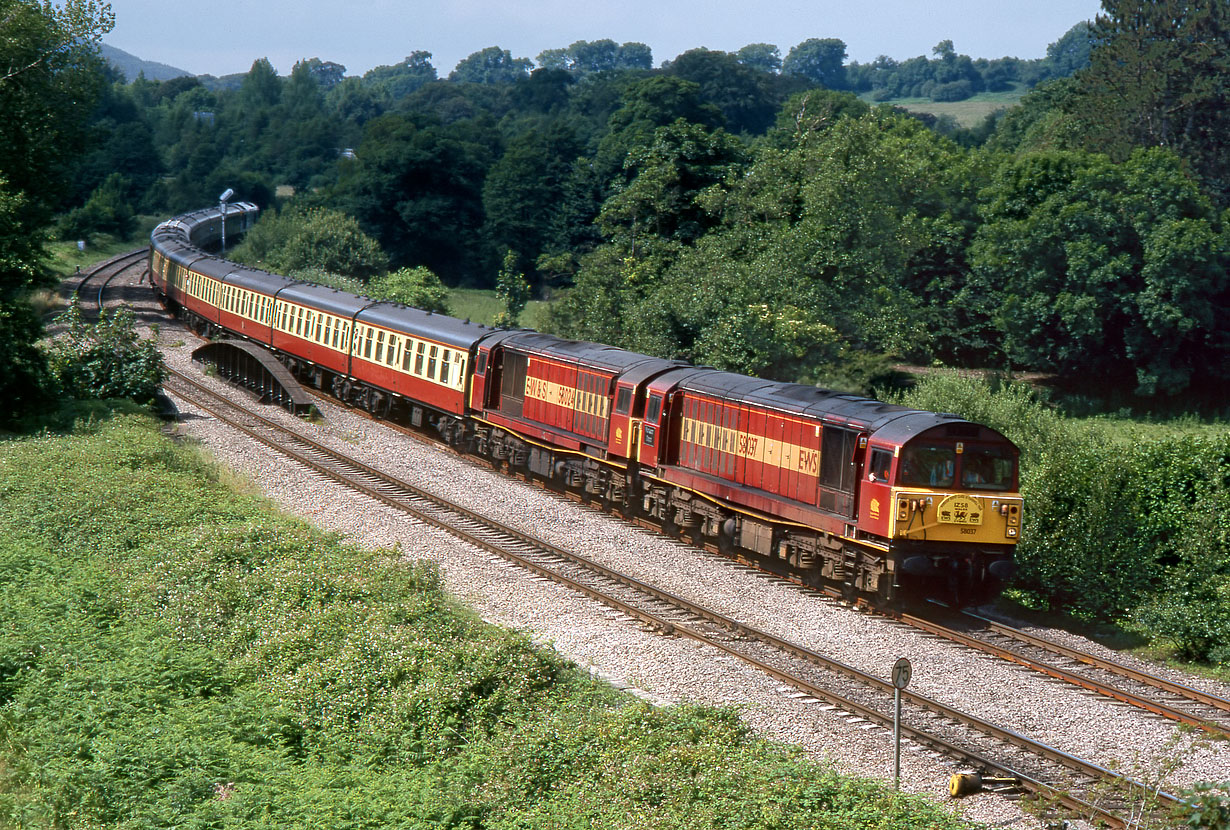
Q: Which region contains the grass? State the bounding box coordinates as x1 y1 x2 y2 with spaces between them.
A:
43 216 161 278
868 88 1026 127
448 287 551 330
0 409 975 830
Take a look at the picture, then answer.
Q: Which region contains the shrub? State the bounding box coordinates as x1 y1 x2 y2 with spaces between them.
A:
43 300 165 403
371 266 449 313
931 80 973 101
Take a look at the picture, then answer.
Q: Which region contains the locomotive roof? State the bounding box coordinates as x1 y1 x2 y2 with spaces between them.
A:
501 331 665 373
678 370 976 440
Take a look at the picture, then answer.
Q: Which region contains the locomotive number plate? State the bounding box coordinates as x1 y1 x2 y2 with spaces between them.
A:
936 494 983 526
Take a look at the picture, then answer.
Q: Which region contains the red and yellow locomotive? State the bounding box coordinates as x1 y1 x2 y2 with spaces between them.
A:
151 204 1021 605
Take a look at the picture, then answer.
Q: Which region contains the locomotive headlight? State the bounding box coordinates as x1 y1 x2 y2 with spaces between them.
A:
1006 527 1018 538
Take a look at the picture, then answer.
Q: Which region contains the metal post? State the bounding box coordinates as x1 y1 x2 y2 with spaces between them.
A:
891 657 912 792
218 188 234 255
894 687 902 789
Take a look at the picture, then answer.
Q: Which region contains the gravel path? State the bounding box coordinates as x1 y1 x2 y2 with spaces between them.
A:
110 271 1230 828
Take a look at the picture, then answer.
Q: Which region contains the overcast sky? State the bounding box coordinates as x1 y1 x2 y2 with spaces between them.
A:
102 0 1103 79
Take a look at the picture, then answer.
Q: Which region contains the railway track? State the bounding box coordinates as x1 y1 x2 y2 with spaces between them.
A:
72 248 148 318
161 365 1184 829
890 606 1230 742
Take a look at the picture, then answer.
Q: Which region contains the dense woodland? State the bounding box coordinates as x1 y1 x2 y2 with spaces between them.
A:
2 7 1225 406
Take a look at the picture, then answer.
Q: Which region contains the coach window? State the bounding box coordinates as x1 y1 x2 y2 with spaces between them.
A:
402 341 413 371
364 328 374 360
428 345 439 379
440 350 451 384
375 331 385 363
415 342 425 375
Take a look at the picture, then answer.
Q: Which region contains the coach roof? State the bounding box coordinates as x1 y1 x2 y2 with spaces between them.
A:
358 302 496 350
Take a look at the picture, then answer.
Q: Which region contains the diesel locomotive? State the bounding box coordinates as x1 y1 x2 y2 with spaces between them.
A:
150 203 1022 606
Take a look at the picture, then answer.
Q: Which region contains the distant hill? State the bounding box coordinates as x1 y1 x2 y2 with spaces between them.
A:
100 43 191 82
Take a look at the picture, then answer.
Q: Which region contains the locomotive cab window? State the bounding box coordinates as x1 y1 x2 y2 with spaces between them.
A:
868 449 892 483
960 446 1016 490
899 443 955 487
615 387 632 416
647 394 662 424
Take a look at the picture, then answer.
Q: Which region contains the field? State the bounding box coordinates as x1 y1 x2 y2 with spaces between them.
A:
868 89 1026 127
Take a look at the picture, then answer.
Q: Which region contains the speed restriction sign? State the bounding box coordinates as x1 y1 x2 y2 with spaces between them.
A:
892 657 912 690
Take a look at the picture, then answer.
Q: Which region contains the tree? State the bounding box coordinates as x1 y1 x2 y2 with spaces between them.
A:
298 57 346 90
1068 0 1230 203
44 300 165 403
782 38 848 89
362 51 436 102
967 148 1230 396
665 48 777 134
482 125 581 282
494 249 531 327
334 114 492 281
0 0 113 423
1042 21 1093 79
230 206 389 278
598 120 748 245
736 43 781 74
537 40 654 75
449 46 532 84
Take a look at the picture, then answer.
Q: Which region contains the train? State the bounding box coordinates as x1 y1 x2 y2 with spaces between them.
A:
150 202 1022 606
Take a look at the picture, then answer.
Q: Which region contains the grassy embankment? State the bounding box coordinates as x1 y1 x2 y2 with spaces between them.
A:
0 410 977 829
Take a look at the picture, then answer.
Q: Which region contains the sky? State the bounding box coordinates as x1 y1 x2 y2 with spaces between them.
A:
101 0 1104 79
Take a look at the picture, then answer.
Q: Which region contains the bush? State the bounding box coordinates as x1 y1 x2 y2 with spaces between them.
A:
930 80 973 101
43 300 165 403
371 266 449 313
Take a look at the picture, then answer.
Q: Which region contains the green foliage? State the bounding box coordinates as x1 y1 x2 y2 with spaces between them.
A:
371 266 450 313
1178 782 1230 829
967 147 1230 396
334 113 493 282
1069 0 1230 205
230 205 389 279
0 414 973 830
782 38 849 89
494 249 531 327
43 299 166 403
448 46 533 84
535 39 653 75
56 172 136 240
